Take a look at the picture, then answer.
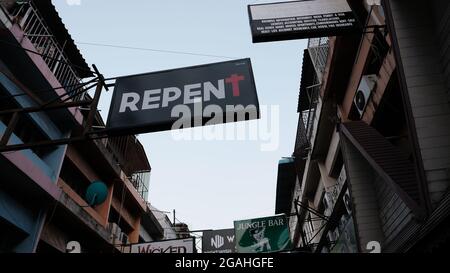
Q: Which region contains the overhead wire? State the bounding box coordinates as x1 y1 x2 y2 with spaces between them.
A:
0 39 98 103
0 39 95 75
77 42 237 60
0 7 240 248
0 38 238 103
0 81 88 101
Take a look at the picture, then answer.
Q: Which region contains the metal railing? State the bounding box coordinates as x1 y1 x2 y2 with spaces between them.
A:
308 37 330 81
10 1 85 101
324 167 346 217
129 171 150 201
105 136 150 201
301 83 321 147
324 187 342 217
300 37 330 149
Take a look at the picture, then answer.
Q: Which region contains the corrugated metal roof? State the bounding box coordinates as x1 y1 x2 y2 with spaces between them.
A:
34 0 93 78
407 190 450 252
298 49 316 113
341 121 425 218
293 113 309 158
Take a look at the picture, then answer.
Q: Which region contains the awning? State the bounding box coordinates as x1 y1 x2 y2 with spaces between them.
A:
275 158 297 215
298 49 316 113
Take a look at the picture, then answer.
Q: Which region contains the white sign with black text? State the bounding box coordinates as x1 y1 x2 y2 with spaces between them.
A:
126 238 195 254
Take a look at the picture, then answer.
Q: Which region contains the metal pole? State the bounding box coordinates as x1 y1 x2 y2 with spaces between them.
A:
0 100 91 116
0 133 108 153
82 64 108 136
0 112 20 146
294 197 308 247
82 80 103 135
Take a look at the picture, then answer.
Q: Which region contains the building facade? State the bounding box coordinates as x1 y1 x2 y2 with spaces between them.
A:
278 0 450 253
0 0 169 253
0 0 89 252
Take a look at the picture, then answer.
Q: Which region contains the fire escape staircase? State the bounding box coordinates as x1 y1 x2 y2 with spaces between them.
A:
340 121 426 220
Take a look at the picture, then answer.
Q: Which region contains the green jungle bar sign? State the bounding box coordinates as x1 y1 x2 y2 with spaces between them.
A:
234 214 292 253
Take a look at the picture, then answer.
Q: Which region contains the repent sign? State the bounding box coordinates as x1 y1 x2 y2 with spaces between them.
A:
106 59 260 134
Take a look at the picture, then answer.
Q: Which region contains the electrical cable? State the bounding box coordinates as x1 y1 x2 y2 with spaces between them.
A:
0 71 97 102
77 42 237 60
0 39 95 75
0 40 98 104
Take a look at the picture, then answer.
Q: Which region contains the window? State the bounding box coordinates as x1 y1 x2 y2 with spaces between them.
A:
0 86 56 158
59 158 91 198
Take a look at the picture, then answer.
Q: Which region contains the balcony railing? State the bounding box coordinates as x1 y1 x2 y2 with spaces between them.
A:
324 167 346 217
10 1 85 101
307 37 330 81
300 37 330 150
129 171 150 201
301 83 321 147
105 136 151 201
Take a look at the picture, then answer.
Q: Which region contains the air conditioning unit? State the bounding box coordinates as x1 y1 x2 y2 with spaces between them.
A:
354 75 377 117
108 223 122 243
343 189 353 215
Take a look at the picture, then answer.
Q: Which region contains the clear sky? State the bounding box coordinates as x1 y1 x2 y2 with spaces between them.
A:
53 0 307 232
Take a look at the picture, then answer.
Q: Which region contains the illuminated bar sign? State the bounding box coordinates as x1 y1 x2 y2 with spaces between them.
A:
106 59 260 134
248 0 358 43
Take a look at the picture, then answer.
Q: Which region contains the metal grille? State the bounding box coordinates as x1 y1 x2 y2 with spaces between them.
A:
106 136 150 201
11 2 85 101
307 37 330 82
302 81 320 147
129 171 150 201
298 37 330 151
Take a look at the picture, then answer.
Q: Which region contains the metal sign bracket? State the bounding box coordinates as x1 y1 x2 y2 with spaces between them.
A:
0 64 111 153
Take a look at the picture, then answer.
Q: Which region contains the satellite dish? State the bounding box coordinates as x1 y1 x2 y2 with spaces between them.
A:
85 181 108 206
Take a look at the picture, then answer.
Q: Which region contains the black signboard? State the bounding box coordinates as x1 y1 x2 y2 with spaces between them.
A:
248 0 358 43
106 59 260 134
202 229 236 253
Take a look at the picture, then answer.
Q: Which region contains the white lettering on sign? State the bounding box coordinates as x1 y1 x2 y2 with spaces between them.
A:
211 235 225 249
162 87 182 107
119 93 140 113
142 89 161 110
118 76 243 113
